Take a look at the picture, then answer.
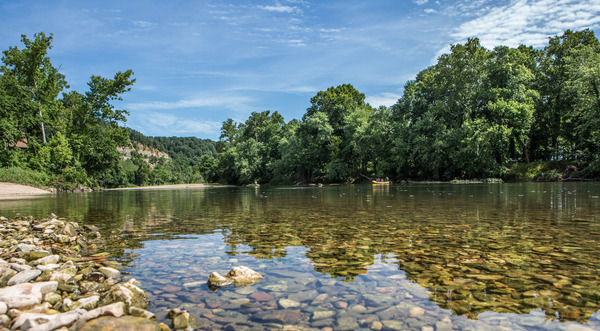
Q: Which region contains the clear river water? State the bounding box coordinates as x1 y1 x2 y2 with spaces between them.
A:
1 182 600 330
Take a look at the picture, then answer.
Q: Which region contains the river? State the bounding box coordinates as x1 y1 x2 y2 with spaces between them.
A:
1 182 600 330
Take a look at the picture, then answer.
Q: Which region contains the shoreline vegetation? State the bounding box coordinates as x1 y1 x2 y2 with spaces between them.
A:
2 168 586 198
0 160 593 200
3 30 600 191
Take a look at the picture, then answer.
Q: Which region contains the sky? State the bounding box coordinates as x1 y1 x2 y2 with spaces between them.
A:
1 0 600 140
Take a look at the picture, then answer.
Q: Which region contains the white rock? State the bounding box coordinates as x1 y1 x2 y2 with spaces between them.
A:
0 302 6 314
15 244 36 252
11 309 85 330
278 298 300 309
58 260 75 270
63 298 74 310
77 295 100 310
34 281 58 296
0 314 9 327
9 258 27 265
208 266 264 288
34 254 59 265
7 269 42 286
98 267 121 279
0 283 42 309
49 271 73 282
208 272 233 287
69 302 127 330
410 306 425 318
10 263 31 272
36 264 61 271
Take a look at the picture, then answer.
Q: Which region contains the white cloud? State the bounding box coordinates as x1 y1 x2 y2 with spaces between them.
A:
451 0 600 49
127 95 254 112
260 4 297 13
413 0 429 4
366 91 403 107
132 20 157 30
132 112 222 137
424 8 437 14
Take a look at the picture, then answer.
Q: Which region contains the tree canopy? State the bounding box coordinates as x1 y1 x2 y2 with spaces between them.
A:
213 29 600 184
3 29 600 188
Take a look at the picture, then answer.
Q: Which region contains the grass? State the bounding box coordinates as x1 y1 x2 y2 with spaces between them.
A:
0 167 51 189
504 161 568 181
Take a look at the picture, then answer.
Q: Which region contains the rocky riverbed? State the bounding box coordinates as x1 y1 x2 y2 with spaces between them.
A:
0 214 196 330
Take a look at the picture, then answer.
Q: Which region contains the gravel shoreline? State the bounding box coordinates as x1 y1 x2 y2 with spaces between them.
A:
0 214 194 330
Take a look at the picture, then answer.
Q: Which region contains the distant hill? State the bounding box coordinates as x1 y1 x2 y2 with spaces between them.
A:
127 129 216 168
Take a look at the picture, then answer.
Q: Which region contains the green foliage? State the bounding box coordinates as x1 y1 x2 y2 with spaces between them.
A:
0 166 50 188
504 161 568 181
0 32 134 190
1 33 68 144
4 29 600 188
214 30 600 184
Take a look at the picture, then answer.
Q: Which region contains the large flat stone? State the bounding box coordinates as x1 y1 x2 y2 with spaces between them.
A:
11 309 85 330
7 269 42 285
0 283 41 309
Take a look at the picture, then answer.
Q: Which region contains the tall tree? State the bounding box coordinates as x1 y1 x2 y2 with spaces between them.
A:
533 29 600 160
1 33 68 143
563 43 600 172
304 84 368 135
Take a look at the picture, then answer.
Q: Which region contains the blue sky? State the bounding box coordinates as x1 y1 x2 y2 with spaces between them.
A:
2 0 600 140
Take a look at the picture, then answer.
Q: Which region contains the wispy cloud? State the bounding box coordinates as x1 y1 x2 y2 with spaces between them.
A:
3 0 598 140
131 111 222 137
366 91 403 108
260 4 298 13
127 94 254 113
132 20 156 30
451 0 600 49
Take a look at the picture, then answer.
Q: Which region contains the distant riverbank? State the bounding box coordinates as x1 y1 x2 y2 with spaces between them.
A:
106 183 233 191
0 182 235 200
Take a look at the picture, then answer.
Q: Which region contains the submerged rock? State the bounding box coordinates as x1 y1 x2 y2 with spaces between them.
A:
208 272 233 288
207 266 264 290
79 315 162 331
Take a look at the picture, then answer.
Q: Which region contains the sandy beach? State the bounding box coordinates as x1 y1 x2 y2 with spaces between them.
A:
0 182 228 200
0 182 52 200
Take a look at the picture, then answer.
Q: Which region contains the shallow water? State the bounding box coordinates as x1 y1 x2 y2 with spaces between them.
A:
2 183 600 330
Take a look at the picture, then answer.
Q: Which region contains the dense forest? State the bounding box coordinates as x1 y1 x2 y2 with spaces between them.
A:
213 29 600 184
1 30 599 189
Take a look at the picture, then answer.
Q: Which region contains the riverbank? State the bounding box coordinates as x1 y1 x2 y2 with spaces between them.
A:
0 182 52 200
0 215 193 330
107 183 224 191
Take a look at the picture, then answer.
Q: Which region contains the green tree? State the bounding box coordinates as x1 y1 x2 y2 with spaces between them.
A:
294 112 334 182
64 70 135 184
304 84 368 135
532 29 600 160
563 43 600 174
1 32 68 144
